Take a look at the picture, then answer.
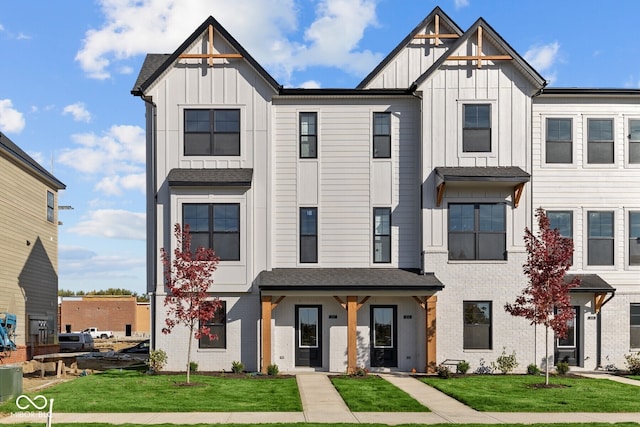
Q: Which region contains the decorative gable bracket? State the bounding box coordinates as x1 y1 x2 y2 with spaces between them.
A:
178 24 243 66
414 14 460 45
447 26 512 69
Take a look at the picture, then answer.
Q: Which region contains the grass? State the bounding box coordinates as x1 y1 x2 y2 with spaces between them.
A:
330 375 429 412
421 374 640 412
0 370 301 413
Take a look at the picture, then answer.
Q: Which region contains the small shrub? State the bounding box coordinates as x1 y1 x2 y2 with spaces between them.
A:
436 364 451 379
456 360 470 374
475 358 493 375
624 352 640 375
189 361 198 372
267 363 280 376
352 366 369 376
556 361 570 375
492 347 519 374
231 360 244 373
527 363 540 375
147 349 167 373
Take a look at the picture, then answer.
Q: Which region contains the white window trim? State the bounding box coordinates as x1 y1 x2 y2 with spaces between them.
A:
582 115 618 169
457 99 498 159
626 208 640 271
540 114 579 169
582 208 616 271
625 116 640 169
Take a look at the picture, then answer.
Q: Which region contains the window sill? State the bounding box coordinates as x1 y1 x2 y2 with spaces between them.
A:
448 260 508 265
463 349 493 353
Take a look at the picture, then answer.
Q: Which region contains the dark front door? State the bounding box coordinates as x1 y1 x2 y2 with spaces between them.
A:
370 306 397 367
555 306 580 366
295 305 322 367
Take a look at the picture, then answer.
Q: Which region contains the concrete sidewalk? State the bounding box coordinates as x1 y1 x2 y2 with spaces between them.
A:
2 372 640 425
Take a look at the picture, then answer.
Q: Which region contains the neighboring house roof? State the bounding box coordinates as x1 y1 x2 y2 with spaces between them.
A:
413 18 547 90
566 274 616 294
167 168 253 187
357 6 463 89
0 132 65 190
434 166 530 184
131 16 281 96
257 268 444 291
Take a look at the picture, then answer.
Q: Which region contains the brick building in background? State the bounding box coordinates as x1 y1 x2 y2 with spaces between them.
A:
59 295 150 337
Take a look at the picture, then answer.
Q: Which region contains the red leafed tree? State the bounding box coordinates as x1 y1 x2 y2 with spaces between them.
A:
161 223 221 384
505 208 580 385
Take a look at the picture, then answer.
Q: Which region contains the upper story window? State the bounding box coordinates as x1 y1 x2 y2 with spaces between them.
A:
184 109 240 156
199 301 226 349
448 203 506 261
300 207 318 263
183 203 240 261
587 118 614 164
463 104 491 152
46 191 54 223
373 207 391 263
630 212 640 266
629 119 640 164
299 112 317 159
548 210 573 265
587 211 614 266
373 112 391 158
546 118 572 163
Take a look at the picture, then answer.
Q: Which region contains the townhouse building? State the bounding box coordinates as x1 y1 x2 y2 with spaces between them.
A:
132 7 639 373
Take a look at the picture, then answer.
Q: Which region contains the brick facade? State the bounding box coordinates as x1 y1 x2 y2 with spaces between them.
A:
60 296 149 336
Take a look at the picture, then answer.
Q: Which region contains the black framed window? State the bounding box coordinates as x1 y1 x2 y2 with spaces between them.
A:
199 301 226 349
47 191 54 223
300 112 317 158
184 109 240 156
463 104 491 152
448 203 506 260
373 208 391 263
587 118 614 164
300 207 317 263
546 118 572 163
548 210 573 264
631 304 640 349
588 211 614 266
630 212 640 266
183 203 240 261
463 301 492 350
373 112 391 158
630 119 640 164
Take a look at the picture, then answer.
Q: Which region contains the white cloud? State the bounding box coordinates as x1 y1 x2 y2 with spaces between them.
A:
524 42 560 73
68 209 146 240
59 245 145 280
63 102 92 123
27 151 46 166
454 0 470 9
300 80 321 88
75 0 382 83
0 99 25 134
58 124 145 195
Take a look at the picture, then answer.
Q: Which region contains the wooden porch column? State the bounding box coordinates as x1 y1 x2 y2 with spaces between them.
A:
426 295 437 373
261 296 272 373
347 296 358 374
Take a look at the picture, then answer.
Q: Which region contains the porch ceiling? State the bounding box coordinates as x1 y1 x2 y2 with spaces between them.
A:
256 268 443 293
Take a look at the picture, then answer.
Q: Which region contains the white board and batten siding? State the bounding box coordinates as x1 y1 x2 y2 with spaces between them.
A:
273 98 421 269
145 28 276 292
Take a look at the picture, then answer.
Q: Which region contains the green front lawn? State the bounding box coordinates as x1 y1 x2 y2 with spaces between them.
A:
421 375 640 412
1 370 301 413
330 375 429 412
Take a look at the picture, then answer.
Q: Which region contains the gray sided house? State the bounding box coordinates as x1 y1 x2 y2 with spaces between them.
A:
133 7 637 373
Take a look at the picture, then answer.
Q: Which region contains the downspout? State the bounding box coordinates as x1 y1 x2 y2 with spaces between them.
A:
142 94 158 351
409 84 425 275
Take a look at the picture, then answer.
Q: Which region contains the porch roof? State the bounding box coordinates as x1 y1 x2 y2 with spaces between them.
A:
256 268 443 291
167 168 253 187
566 274 616 293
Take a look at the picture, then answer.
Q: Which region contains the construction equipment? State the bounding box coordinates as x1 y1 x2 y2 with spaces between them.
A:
0 312 17 352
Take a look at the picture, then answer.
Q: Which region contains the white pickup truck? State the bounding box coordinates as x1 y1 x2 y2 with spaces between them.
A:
82 327 114 339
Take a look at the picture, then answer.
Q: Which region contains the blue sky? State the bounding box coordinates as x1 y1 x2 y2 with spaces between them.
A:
1 0 639 295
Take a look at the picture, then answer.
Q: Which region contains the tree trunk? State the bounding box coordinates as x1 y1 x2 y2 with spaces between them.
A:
186 324 193 384
545 324 549 385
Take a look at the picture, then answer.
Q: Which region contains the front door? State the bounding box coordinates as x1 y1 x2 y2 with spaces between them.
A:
295 305 322 367
370 306 397 367
555 306 580 366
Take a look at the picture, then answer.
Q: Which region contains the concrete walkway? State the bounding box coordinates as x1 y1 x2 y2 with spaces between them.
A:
2 372 640 424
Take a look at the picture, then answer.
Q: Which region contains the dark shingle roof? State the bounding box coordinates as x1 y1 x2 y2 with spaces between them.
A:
435 166 530 183
566 274 615 293
0 132 65 189
257 268 443 291
133 54 171 94
167 168 252 187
